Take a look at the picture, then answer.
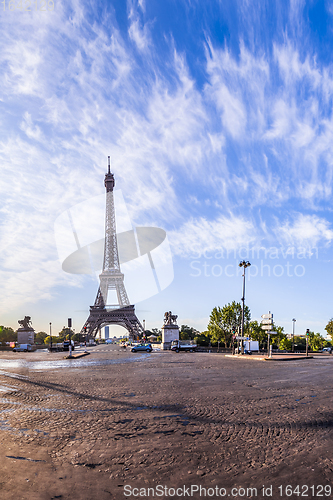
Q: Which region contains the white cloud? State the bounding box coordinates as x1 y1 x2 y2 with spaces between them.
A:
274 43 321 89
275 214 333 248
128 0 150 51
170 215 258 258
205 39 269 138
128 18 150 51
20 112 42 141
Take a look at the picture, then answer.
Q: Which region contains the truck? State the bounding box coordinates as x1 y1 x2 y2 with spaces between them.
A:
238 340 259 354
12 343 33 352
170 340 197 353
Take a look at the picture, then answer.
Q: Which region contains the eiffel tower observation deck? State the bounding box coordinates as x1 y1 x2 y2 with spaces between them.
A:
81 157 144 341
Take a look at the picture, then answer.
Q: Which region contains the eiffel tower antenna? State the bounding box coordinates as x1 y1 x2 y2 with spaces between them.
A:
80 156 144 341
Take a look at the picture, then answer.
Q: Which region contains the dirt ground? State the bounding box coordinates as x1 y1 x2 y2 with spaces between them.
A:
0 345 332 500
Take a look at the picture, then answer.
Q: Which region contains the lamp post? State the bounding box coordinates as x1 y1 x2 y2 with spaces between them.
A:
49 322 52 351
68 318 73 358
239 260 251 355
306 328 309 357
292 318 296 353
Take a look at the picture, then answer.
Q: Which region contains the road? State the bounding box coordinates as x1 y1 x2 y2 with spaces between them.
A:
0 345 332 499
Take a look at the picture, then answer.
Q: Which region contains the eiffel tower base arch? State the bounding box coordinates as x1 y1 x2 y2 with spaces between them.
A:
81 305 144 341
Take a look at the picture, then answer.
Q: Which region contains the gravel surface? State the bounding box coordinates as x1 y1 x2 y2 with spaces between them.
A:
0 345 332 499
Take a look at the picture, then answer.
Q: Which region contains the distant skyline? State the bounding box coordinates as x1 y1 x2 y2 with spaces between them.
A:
1 0 333 338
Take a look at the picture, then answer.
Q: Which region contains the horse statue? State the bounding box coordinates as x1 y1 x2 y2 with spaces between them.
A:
18 316 33 329
164 311 178 325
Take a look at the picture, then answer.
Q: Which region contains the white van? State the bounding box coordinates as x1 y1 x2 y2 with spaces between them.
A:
13 344 32 352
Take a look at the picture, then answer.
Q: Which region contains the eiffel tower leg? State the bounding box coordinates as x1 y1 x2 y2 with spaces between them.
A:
81 305 143 342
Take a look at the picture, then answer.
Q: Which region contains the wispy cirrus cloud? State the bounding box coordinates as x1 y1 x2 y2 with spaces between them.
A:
170 215 258 258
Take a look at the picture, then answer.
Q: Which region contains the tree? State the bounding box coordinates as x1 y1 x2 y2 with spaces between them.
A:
307 331 325 352
325 319 333 341
294 336 306 352
194 331 210 346
44 336 63 344
207 302 250 347
270 325 285 349
58 327 72 340
249 320 267 347
35 331 48 344
180 325 199 340
207 306 223 346
0 326 16 344
279 337 292 351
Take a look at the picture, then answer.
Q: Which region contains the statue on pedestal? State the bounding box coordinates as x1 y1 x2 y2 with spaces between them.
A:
161 311 179 350
17 316 35 344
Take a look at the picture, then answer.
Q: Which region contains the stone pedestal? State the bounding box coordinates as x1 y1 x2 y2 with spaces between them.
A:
17 328 35 344
161 324 179 350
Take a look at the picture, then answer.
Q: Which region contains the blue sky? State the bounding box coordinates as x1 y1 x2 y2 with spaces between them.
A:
1 0 333 337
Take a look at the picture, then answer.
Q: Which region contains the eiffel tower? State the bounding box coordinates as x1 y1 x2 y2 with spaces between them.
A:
81 157 144 341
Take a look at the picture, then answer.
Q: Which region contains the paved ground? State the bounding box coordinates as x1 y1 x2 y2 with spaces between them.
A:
0 345 332 499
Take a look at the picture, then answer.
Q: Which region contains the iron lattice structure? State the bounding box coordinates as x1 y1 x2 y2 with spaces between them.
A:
81 157 144 340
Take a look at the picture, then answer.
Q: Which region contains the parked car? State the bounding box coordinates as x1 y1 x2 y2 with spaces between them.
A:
13 344 32 352
131 343 152 353
105 339 113 344
323 347 332 353
63 340 75 351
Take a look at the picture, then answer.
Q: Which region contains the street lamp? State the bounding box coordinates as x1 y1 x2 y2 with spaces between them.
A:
49 322 52 351
239 260 251 355
292 318 296 353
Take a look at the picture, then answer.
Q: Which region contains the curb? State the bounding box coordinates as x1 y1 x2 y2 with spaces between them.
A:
224 354 314 361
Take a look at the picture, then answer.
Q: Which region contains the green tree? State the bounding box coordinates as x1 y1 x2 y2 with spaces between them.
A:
249 320 267 347
208 302 250 347
0 326 16 344
58 327 73 340
294 336 306 351
194 331 210 346
180 325 199 340
35 331 48 344
207 306 223 346
307 331 325 352
325 319 333 341
44 336 63 344
279 337 292 351
270 325 285 349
